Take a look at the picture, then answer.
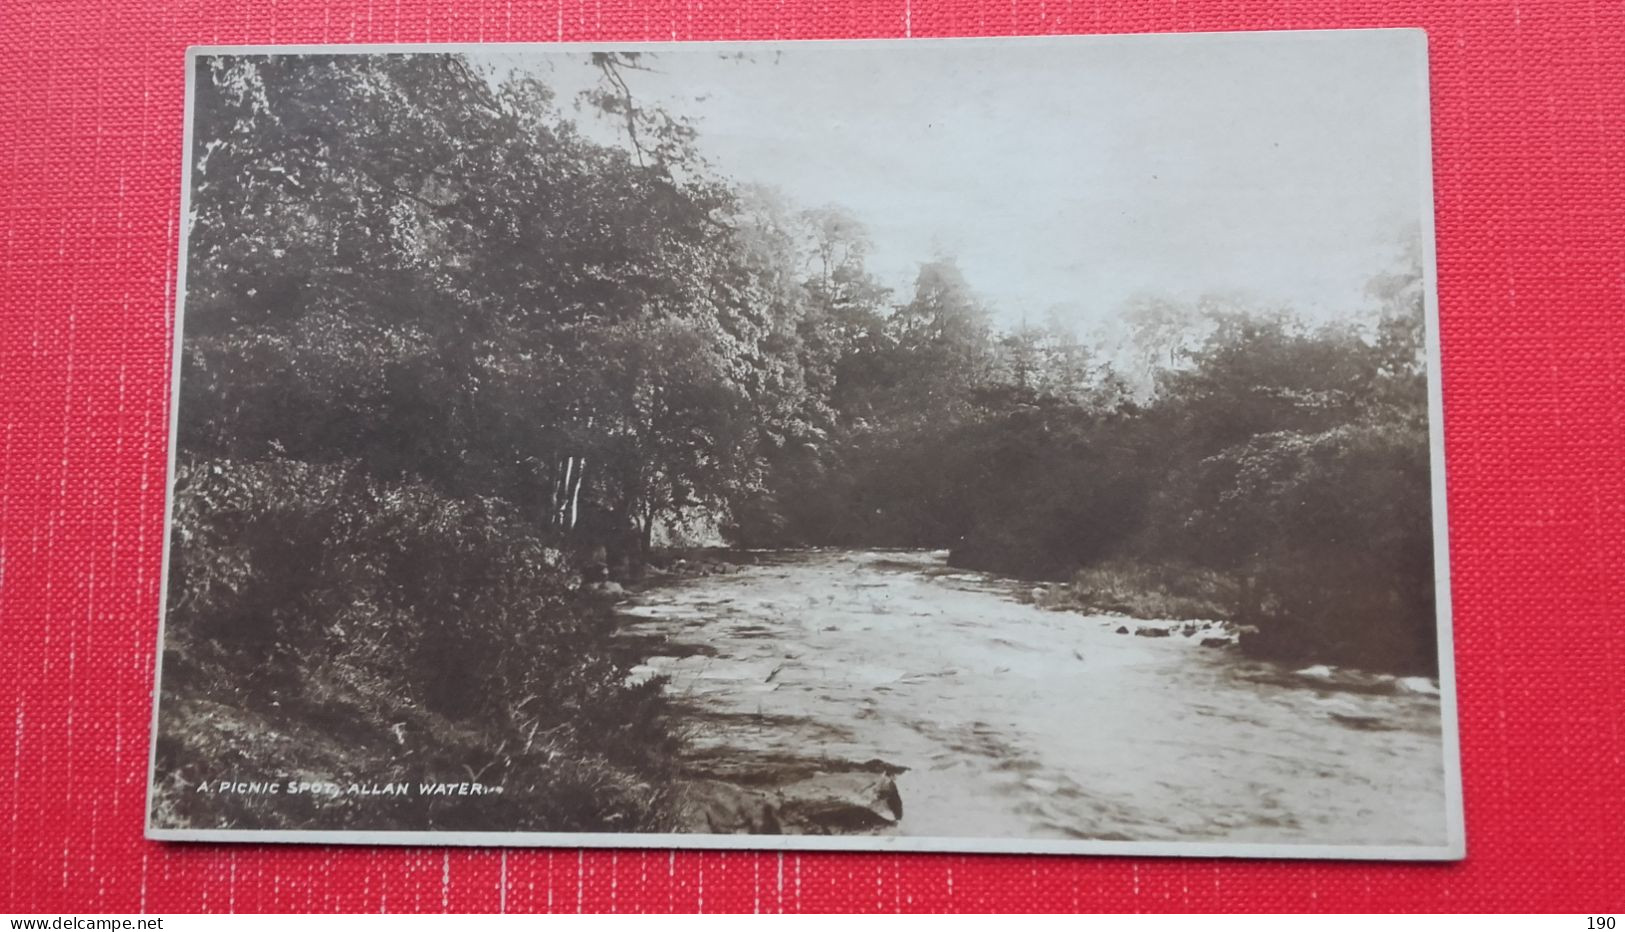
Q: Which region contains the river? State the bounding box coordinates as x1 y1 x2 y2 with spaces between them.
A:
616 549 1448 846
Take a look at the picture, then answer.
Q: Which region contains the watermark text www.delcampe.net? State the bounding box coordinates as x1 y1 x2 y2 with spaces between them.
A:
10 918 164 930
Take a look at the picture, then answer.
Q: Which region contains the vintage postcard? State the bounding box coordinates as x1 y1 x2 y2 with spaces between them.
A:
148 29 1463 858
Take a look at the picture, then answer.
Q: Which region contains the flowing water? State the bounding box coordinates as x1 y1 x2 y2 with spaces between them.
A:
617 549 1448 845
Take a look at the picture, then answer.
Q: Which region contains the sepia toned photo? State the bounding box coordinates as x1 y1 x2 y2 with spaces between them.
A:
147 30 1462 858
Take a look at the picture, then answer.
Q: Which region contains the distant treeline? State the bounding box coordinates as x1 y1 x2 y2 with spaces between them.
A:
738 256 1437 673
768 282 1438 675
158 51 1436 827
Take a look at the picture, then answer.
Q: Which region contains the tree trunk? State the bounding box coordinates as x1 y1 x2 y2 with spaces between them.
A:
567 457 586 531
555 456 575 529
549 458 561 528
1237 572 1261 625
640 504 657 555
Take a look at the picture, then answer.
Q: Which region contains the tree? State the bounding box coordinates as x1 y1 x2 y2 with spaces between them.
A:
1179 417 1436 672
590 318 754 552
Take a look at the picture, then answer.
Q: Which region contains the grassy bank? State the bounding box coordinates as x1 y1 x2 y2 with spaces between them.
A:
1008 557 1437 676
150 458 681 833
1027 561 1233 621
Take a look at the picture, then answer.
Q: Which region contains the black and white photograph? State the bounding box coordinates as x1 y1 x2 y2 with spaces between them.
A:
148 30 1462 858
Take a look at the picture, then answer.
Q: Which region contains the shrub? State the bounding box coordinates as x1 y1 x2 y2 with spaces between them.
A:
155 456 678 832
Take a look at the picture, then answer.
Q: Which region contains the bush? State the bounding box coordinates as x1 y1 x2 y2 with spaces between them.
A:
1041 561 1232 620
1179 416 1438 673
154 456 679 832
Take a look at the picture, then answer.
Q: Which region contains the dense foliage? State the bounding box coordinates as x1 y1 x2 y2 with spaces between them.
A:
157 50 1439 829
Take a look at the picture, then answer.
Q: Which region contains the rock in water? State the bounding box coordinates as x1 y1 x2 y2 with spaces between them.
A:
1134 625 1171 638
775 771 903 833
1329 711 1398 731
674 780 782 834
671 769 903 835
1393 676 1440 696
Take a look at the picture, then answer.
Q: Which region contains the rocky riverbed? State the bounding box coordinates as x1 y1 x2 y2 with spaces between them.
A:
615 549 1448 845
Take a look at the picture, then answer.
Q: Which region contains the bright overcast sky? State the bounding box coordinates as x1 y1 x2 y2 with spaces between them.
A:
474 31 1429 330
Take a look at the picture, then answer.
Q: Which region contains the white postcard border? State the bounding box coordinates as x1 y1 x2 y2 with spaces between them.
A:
146 29 1466 861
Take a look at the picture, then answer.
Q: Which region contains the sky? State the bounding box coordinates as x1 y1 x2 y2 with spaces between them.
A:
472 31 1430 331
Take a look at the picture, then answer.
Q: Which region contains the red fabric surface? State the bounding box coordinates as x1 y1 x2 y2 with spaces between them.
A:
1 0 1622 914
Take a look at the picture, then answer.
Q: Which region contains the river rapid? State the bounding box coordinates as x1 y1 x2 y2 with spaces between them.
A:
617 549 1448 846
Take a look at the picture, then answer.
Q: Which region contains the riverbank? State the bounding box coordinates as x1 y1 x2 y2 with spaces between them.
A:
1018 561 1231 620
152 585 679 833
951 552 1437 676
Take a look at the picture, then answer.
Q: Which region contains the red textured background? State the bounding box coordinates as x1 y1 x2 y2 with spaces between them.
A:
1 0 1622 914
